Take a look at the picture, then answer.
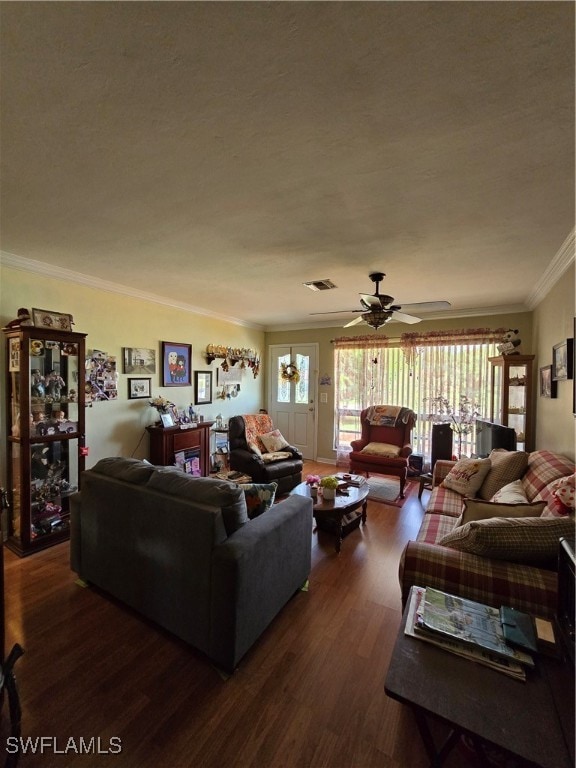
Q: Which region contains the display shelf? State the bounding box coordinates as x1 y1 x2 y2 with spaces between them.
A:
3 326 87 556
488 355 534 452
147 422 214 476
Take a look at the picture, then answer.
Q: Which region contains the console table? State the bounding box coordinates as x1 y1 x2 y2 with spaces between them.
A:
147 422 214 476
385 591 574 768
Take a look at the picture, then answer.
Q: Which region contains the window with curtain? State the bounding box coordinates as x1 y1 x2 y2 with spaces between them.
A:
334 328 506 467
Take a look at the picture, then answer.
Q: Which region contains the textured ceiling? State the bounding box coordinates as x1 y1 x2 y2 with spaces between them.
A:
1 2 574 330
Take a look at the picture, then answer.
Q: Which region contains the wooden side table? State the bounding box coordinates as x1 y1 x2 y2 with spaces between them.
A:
417 472 433 500
385 589 574 768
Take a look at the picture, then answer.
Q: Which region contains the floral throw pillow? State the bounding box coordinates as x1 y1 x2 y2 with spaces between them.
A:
260 429 290 453
238 482 278 519
441 457 492 497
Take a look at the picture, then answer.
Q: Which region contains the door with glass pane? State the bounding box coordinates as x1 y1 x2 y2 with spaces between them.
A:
267 344 317 460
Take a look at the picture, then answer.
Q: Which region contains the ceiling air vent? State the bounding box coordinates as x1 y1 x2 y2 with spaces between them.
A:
303 279 337 291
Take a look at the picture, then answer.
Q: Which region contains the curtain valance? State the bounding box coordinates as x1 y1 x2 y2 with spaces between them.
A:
332 334 393 349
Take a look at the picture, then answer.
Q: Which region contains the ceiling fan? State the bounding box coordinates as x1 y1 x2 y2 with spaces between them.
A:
310 272 451 330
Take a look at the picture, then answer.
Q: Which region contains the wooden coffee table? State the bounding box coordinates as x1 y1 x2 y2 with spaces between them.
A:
290 481 369 553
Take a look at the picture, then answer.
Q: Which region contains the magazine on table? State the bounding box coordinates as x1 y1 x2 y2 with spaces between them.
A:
420 587 534 668
404 587 527 681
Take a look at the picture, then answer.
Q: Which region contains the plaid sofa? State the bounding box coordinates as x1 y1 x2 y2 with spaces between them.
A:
399 450 574 619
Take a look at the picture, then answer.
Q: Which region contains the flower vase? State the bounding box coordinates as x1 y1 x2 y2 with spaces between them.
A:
309 485 318 500
322 487 336 500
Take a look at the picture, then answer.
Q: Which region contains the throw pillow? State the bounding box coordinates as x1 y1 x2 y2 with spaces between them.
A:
239 482 278 519
359 442 401 458
441 457 491 497
478 450 529 500
439 516 575 564
491 479 529 504
260 429 290 453
458 497 546 527
553 474 575 512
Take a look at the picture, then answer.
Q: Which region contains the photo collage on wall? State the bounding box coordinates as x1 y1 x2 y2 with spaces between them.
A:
85 349 118 404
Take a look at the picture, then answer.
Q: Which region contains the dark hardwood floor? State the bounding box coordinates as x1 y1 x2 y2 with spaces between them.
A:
0 464 490 767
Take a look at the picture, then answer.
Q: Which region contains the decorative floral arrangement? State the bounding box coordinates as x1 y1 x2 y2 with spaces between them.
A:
320 475 339 490
149 396 175 414
426 394 481 457
426 394 481 435
280 361 300 383
305 474 321 486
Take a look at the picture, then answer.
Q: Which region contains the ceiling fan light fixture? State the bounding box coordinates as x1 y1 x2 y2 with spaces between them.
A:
363 310 393 330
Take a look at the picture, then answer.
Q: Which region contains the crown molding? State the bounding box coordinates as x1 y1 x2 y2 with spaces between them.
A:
0 251 264 331
525 228 575 310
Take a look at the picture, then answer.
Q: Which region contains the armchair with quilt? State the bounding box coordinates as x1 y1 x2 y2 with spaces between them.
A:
228 414 303 495
349 406 416 497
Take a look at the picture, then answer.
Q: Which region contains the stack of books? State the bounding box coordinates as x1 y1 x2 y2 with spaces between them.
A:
405 586 536 681
334 473 367 487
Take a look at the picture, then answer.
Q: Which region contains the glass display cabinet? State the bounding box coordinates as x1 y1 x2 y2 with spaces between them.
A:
488 354 535 453
3 327 87 556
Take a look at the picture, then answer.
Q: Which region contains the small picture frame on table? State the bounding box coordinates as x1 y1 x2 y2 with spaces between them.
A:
194 371 212 404
161 341 192 387
127 377 151 400
539 366 557 399
160 413 174 428
552 339 574 382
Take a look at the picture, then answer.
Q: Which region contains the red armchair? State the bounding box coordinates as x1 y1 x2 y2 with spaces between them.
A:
349 406 416 497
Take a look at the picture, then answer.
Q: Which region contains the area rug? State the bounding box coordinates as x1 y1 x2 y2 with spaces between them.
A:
366 476 404 506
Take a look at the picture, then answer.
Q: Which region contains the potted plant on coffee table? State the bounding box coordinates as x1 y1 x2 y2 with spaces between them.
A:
320 475 339 500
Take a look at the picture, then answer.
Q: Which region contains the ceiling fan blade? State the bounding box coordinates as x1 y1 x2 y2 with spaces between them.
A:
397 300 451 313
359 294 383 309
309 309 363 315
391 310 421 325
344 316 365 328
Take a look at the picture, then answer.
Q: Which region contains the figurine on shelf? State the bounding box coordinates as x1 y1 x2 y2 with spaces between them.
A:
31 369 45 398
4 307 33 329
45 370 66 399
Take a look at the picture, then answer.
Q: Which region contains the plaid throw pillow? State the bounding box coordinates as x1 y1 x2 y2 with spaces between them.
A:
439 516 575 564
478 450 528 500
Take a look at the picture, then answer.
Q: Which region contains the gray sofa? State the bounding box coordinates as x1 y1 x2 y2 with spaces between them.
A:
70 457 313 673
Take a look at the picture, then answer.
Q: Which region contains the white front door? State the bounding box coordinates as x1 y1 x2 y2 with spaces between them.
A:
267 344 318 460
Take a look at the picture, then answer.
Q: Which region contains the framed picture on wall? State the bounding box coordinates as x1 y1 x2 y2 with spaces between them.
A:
127 377 151 400
161 341 192 387
194 371 212 404
552 339 574 381
539 366 557 399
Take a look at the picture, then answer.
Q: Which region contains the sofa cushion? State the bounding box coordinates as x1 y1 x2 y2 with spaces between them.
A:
438 516 575 564
260 429 290 453
239 482 278 519
416 511 459 544
478 450 528 500
441 457 491 497
90 456 156 484
522 450 575 501
147 469 249 535
359 442 401 457
458 497 546 526
426 485 465 518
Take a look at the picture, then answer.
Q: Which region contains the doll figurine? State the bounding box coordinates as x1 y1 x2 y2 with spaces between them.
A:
31 369 45 398
45 370 65 399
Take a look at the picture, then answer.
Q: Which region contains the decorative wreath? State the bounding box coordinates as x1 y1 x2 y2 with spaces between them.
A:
280 362 300 384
